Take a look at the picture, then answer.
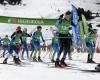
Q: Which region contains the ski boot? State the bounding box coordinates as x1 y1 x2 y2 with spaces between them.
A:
90 59 95 63
51 59 55 63
68 56 72 60
87 59 91 63
55 59 62 67
60 58 67 67
87 54 91 63
87 58 95 63
3 58 8 64
38 56 43 62
15 58 21 64
13 56 20 64
33 57 37 62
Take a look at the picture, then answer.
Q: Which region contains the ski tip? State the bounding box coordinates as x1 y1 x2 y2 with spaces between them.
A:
80 70 100 72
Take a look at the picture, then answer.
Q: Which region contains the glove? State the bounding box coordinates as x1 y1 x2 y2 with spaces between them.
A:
86 42 90 46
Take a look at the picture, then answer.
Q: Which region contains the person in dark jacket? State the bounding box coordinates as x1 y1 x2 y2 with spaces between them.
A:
55 11 72 67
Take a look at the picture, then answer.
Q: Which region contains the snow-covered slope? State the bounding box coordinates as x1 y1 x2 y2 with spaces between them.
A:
0 0 99 18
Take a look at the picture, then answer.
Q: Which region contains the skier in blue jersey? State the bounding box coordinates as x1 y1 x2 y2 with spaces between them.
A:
51 32 60 62
32 26 45 62
85 29 97 63
21 28 31 60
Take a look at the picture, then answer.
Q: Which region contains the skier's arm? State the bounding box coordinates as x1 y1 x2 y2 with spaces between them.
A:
41 33 45 42
32 33 35 40
1 38 4 44
11 32 16 39
20 36 22 44
93 41 95 48
55 14 63 28
8 38 11 44
26 33 31 37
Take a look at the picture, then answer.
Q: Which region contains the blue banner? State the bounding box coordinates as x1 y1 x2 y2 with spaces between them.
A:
72 5 82 48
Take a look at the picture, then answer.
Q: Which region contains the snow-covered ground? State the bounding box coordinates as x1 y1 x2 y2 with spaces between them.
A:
0 51 100 80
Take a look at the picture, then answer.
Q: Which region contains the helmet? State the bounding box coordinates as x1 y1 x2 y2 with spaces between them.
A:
37 26 42 29
5 35 8 37
23 28 27 32
16 26 21 31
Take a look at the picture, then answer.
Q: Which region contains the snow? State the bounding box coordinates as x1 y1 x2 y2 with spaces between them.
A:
0 52 100 80
0 0 99 18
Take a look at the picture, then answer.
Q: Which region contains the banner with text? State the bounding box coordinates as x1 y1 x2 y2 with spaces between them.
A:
0 16 57 25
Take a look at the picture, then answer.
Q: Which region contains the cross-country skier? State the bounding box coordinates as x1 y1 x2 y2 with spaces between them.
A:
55 11 72 67
32 26 45 62
3 26 23 64
2 35 10 57
85 29 97 63
11 26 22 39
3 30 22 64
21 28 31 60
11 26 23 59
51 32 60 62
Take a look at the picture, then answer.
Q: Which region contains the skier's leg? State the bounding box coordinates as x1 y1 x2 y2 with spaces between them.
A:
60 46 68 67
3 45 13 64
38 44 42 62
2 45 8 57
51 50 56 62
14 45 21 64
87 47 92 63
90 46 95 63
55 45 63 67
67 46 72 60
52 43 60 62
30 44 35 57
35 41 42 62
56 45 63 59
3 48 6 57
25 46 29 59
87 45 94 63
33 43 37 61
21 47 25 60
24 42 29 59
55 37 64 67
51 44 56 62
